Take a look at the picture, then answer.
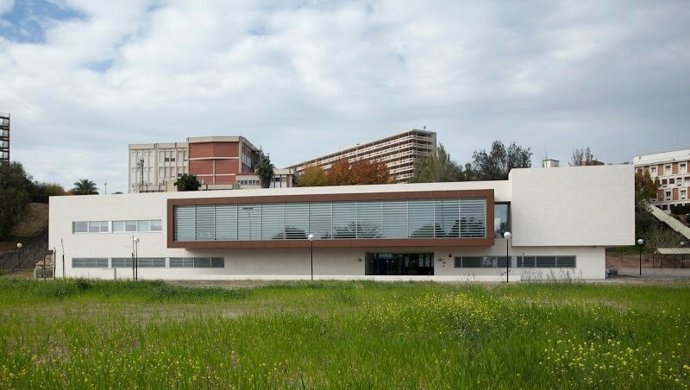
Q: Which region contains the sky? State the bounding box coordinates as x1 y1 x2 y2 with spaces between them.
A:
1 0 689 193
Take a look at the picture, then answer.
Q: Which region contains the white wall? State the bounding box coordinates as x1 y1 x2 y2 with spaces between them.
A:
510 165 634 247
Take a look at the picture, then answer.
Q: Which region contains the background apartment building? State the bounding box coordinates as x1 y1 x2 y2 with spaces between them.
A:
0 113 9 165
129 143 189 193
634 148 690 211
287 129 437 183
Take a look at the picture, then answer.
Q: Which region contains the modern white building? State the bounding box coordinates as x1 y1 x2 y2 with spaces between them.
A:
287 129 437 183
49 165 633 281
633 148 690 212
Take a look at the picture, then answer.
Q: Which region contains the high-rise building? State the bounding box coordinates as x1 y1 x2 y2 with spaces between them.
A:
286 129 437 183
0 113 10 165
633 148 690 212
188 136 259 187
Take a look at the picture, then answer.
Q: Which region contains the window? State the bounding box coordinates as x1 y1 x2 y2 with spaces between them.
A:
169 257 224 268
73 221 108 233
73 258 108 268
494 203 510 238
662 179 667 186
454 256 511 268
651 166 656 174
682 190 687 200
669 178 675 185
113 220 163 233
174 198 488 242
666 191 672 200
666 165 672 175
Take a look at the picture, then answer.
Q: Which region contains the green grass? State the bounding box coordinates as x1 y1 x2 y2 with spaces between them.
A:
0 279 689 389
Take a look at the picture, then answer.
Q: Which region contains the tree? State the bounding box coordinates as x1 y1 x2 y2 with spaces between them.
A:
569 147 603 166
327 158 352 186
255 153 275 188
410 144 464 183
71 179 99 195
470 140 532 180
296 165 328 187
634 170 659 206
0 162 31 240
350 159 392 185
174 174 201 191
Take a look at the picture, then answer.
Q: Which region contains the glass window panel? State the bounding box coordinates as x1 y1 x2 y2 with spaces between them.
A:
216 205 237 240
169 257 184 267
238 205 259 240
88 222 100 233
211 257 224 268
356 201 382 238
195 206 215 241
459 199 486 238
308 202 332 240
73 222 88 233
112 221 125 232
494 203 510 238
285 203 308 239
408 200 436 238
139 257 165 267
332 202 357 239
381 201 407 239
518 256 536 268
150 220 162 231
557 256 576 268
262 203 285 239
174 207 196 241
194 257 211 267
536 256 556 268
436 200 460 238
137 220 150 232
111 257 133 268
125 221 137 232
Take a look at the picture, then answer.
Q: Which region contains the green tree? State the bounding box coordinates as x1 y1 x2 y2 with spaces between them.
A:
71 179 99 195
0 162 32 239
174 174 201 191
255 153 275 188
634 170 659 206
296 166 328 187
471 140 532 180
410 144 464 183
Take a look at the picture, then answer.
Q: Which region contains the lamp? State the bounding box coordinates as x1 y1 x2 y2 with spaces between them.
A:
308 233 315 280
637 238 644 277
503 232 512 283
16 242 22 271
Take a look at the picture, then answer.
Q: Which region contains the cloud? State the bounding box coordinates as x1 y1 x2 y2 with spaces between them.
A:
0 0 688 192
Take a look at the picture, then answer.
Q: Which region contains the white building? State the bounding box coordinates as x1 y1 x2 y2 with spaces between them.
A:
633 148 690 212
49 165 633 281
287 129 437 183
128 143 188 193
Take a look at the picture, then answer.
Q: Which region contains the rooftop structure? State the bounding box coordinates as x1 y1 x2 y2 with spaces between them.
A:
286 129 437 183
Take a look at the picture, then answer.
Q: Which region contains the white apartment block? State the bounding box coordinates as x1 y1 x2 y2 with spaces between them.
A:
633 148 690 211
287 129 437 183
128 143 189 193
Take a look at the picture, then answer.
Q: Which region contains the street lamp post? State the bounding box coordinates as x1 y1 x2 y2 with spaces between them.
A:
308 233 315 281
637 238 644 276
503 232 512 283
133 236 140 280
16 242 22 271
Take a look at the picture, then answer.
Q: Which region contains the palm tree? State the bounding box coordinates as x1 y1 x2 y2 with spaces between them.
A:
255 153 275 188
72 179 99 195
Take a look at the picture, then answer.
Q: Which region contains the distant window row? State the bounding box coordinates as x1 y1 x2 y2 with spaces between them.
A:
73 220 162 233
454 255 576 268
72 257 224 268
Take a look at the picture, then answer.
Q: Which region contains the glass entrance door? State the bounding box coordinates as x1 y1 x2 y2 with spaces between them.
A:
365 252 434 275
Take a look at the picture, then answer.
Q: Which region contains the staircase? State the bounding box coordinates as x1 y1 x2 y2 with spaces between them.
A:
648 205 690 240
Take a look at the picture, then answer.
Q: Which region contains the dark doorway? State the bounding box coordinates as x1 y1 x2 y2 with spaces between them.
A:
365 252 434 275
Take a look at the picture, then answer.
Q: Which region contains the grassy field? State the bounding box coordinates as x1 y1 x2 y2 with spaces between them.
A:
0 279 689 389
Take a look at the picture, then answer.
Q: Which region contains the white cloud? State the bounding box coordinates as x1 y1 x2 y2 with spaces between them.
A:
0 0 689 192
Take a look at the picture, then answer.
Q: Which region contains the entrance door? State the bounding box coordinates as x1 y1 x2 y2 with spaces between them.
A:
365 252 434 275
